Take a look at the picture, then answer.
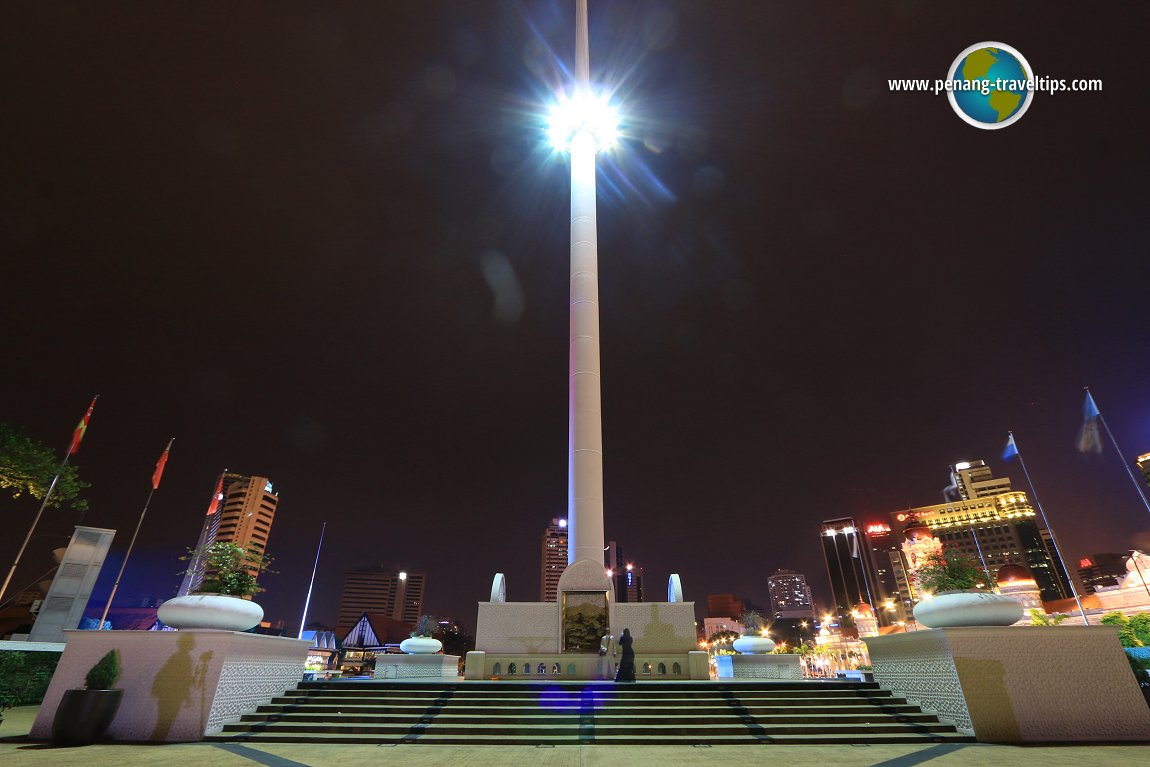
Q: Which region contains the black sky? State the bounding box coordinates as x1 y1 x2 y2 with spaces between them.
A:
3 1 1150 632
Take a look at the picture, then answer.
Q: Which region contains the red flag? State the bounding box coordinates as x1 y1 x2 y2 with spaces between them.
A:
68 396 98 456
205 475 224 515
152 439 174 490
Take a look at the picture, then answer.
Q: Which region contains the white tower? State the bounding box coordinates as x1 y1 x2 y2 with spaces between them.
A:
548 0 618 567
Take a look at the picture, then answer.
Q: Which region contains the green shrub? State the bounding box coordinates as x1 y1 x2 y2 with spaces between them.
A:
85 650 121 690
0 650 63 705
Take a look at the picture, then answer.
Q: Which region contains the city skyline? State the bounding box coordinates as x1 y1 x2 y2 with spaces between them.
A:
3 2 1150 630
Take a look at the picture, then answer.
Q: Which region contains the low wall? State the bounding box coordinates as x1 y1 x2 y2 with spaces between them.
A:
864 626 1150 742
464 650 709 681
31 629 309 741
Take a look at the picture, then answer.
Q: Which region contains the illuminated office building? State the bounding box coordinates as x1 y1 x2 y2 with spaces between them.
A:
820 517 884 630
540 517 569 602
606 541 643 603
178 472 278 597
767 569 815 620
888 461 1073 603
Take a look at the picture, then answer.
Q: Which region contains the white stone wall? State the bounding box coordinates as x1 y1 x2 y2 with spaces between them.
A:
612 602 698 653
865 626 1150 742
474 602 561 654
31 629 309 741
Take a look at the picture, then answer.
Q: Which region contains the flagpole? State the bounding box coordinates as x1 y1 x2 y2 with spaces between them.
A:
1009 431 1089 623
0 395 98 604
966 520 993 583
298 521 327 639
99 438 173 630
1087 387 1150 520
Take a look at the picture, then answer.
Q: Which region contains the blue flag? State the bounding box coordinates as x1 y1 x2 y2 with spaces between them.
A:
1002 433 1019 461
1076 390 1103 455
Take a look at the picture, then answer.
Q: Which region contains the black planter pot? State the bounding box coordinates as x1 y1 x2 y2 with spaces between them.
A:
51 688 123 745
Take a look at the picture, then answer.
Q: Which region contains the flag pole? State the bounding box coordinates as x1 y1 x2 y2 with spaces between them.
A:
0 395 98 604
99 438 173 630
1087 387 1150 519
1008 431 1089 623
298 521 327 639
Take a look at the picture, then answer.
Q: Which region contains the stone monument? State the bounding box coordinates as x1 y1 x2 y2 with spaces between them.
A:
468 0 703 680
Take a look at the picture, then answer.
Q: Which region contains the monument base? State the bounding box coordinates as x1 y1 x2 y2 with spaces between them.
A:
31 629 309 742
715 653 802 680
863 626 1150 742
373 654 460 679
473 561 706 680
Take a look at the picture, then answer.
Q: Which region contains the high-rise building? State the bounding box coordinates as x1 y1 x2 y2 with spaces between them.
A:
1078 553 1128 594
606 541 643 603
540 518 568 602
178 472 278 597
944 460 1012 501
706 594 745 619
820 518 884 631
1137 453 1150 490
766 569 815 619
337 565 425 628
888 461 1074 603
861 523 911 624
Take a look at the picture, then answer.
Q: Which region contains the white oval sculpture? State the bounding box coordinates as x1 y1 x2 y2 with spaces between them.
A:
912 590 1023 628
399 636 443 654
732 635 776 654
157 594 264 631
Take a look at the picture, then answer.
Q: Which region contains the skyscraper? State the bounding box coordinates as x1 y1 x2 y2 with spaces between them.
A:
606 541 643 603
540 517 568 602
178 472 278 597
337 565 425 628
820 518 882 630
766 569 815 619
944 460 1012 500
1137 452 1150 490
888 461 1074 603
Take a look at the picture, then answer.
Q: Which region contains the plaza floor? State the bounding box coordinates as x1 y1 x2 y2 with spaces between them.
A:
4 705 1150 767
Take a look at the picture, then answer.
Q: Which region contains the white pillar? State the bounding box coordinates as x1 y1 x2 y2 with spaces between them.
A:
567 129 604 566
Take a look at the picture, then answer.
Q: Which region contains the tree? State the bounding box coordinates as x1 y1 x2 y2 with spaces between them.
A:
1029 609 1068 626
0 423 88 511
916 549 992 593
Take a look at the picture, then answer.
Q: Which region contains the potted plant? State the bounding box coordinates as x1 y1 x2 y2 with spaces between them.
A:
51 650 122 745
399 615 443 654
732 611 776 654
156 542 273 631
912 549 1022 628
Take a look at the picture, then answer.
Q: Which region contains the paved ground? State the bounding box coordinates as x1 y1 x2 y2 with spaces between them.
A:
4 705 1150 767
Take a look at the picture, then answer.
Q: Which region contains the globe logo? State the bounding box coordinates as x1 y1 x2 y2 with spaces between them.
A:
947 42 1034 129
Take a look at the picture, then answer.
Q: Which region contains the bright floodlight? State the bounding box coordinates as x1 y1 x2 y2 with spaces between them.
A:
547 91 618 153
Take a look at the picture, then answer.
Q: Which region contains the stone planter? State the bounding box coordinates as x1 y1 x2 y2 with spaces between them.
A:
156 593 264 631
732 635 776 654
399 636 443 654
51 688 123 745
912 590 1022 628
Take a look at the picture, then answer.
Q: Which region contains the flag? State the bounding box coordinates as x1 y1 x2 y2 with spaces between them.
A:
1076 390 1103 455
205 475 224 515
1002 433 1019 461
68 396 98 455
152 439 173 490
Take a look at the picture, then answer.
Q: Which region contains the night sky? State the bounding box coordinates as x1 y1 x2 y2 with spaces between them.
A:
3 1 1150 632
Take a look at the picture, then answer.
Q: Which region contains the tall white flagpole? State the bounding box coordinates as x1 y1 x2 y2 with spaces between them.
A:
100 437 174 630
1008 431 1088 623
298 521 327 639
1085 387 1150 519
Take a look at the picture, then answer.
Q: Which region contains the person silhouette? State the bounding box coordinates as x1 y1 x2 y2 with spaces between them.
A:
614 627 636 683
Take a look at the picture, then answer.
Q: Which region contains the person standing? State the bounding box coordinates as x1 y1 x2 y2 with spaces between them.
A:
614 627 636 682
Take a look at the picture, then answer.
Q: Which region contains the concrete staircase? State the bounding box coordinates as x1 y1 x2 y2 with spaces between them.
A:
207 680 973 745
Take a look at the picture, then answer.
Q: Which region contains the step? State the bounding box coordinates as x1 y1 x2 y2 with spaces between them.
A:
206 731 973 746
